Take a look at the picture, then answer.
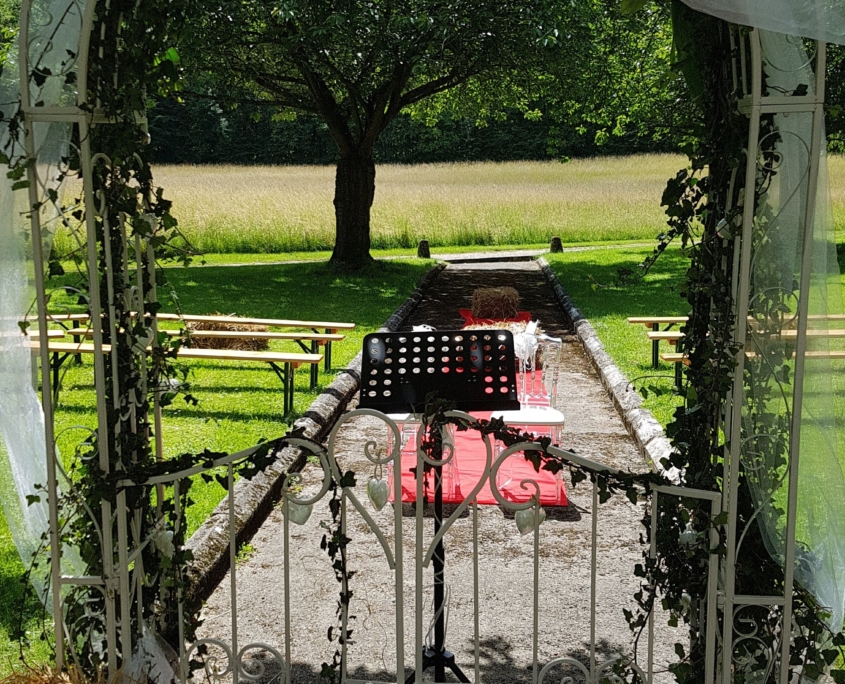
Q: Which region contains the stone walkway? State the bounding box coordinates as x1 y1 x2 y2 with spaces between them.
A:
195 260 677 683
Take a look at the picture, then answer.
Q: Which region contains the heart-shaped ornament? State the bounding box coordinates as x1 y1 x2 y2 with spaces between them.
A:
515 506 546 535
285 500 313 525
367 477 390 511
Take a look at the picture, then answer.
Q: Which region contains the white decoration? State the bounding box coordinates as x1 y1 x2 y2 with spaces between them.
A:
284 500 313 525
366 477 389 511
515 507 546 535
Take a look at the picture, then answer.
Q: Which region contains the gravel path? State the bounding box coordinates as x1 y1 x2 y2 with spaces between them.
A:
195 261 679 683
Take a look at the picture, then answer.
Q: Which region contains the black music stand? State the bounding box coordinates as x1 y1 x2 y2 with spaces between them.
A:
359 329 520 683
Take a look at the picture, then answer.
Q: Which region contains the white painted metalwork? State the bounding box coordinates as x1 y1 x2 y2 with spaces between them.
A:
17 0 105 671
104 410 723 684
722 27 844 684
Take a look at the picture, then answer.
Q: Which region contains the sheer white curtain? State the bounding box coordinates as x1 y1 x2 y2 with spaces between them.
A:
682 0 845 45
738 30 845 631
0 0 81 577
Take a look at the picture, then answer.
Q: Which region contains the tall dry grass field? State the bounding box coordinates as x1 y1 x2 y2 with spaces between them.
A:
149 155 688 253
53 154 845 256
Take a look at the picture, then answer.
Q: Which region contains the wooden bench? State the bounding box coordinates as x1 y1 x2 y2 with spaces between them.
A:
662 348 845 389
627 316 689 368
47 311 354 389
66 328 345 390
631 313 845 369
35 340 322 415
658 352 688 388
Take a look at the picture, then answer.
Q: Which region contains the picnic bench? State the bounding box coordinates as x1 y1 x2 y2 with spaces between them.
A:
47 311 354 390
34 340 322 415
66 328 344 390
627 316 689 368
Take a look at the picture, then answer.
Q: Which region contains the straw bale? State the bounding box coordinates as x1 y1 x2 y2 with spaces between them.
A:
187 318 270 351
471 287 520 320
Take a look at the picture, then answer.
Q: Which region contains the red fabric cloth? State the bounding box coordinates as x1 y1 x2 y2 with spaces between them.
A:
458 309 533 327
389 409 568 507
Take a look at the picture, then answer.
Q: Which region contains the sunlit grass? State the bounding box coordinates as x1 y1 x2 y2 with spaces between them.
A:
545 244 689 427
53 155 689 256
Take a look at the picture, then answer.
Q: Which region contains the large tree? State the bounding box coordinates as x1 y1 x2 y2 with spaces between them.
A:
189 1 584 267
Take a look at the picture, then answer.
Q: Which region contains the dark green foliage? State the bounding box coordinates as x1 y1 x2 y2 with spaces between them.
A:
621 6 845 681
149 96 677 166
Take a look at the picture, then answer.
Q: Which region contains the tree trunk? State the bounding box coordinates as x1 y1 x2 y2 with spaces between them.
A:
330 152 376 268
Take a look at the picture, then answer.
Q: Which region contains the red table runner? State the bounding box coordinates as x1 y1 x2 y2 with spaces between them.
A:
387 313 567 507
389 411 568 507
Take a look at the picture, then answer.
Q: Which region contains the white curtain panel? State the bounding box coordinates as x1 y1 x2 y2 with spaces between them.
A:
682 0 845 45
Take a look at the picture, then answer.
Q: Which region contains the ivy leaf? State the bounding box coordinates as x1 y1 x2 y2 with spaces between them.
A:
339 470 356 488
822 649 840 666
570 468 587 487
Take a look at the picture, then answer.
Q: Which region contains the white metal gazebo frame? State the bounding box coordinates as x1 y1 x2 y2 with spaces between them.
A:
11 2 839 682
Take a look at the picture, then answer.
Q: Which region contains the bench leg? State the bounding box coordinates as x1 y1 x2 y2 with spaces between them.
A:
310 341 318 390
286 362 293 415
52 352 70 406
269 361 294 415
325 329 332 372
675 359 682 390
72 320 82 365
652 323 659 369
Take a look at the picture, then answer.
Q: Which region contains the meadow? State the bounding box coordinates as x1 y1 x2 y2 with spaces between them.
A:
54 154 690 258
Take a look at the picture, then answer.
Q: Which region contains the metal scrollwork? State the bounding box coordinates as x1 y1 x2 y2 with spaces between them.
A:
184 638 286 684
731 604 778 684
538 654 651 684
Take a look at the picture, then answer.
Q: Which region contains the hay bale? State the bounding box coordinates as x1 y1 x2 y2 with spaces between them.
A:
187 318 270 351
471 287 520 320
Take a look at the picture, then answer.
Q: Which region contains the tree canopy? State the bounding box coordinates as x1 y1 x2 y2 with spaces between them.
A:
186 0 591 267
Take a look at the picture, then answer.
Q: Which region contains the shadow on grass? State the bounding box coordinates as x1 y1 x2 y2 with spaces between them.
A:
157 260 433 330
0 534 48 660
547 247 689 320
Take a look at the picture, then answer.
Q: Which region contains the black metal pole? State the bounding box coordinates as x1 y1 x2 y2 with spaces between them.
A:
433 464 445 682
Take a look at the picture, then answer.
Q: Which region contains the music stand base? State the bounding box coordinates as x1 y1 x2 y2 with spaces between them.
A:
404 647 471 683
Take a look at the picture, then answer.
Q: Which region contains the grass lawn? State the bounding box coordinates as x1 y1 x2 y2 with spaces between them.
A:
545 244 690 426
0 258 432 671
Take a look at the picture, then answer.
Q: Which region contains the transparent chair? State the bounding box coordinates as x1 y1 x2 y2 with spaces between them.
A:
387 414 460 500
493 331 565 503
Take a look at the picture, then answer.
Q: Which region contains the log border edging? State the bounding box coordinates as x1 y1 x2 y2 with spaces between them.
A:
536 257 676 478
185 261 448 602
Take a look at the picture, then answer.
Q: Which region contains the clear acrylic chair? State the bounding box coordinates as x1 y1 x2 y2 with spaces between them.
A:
493 331 565 503
387 413 460 500
524 337 562 407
